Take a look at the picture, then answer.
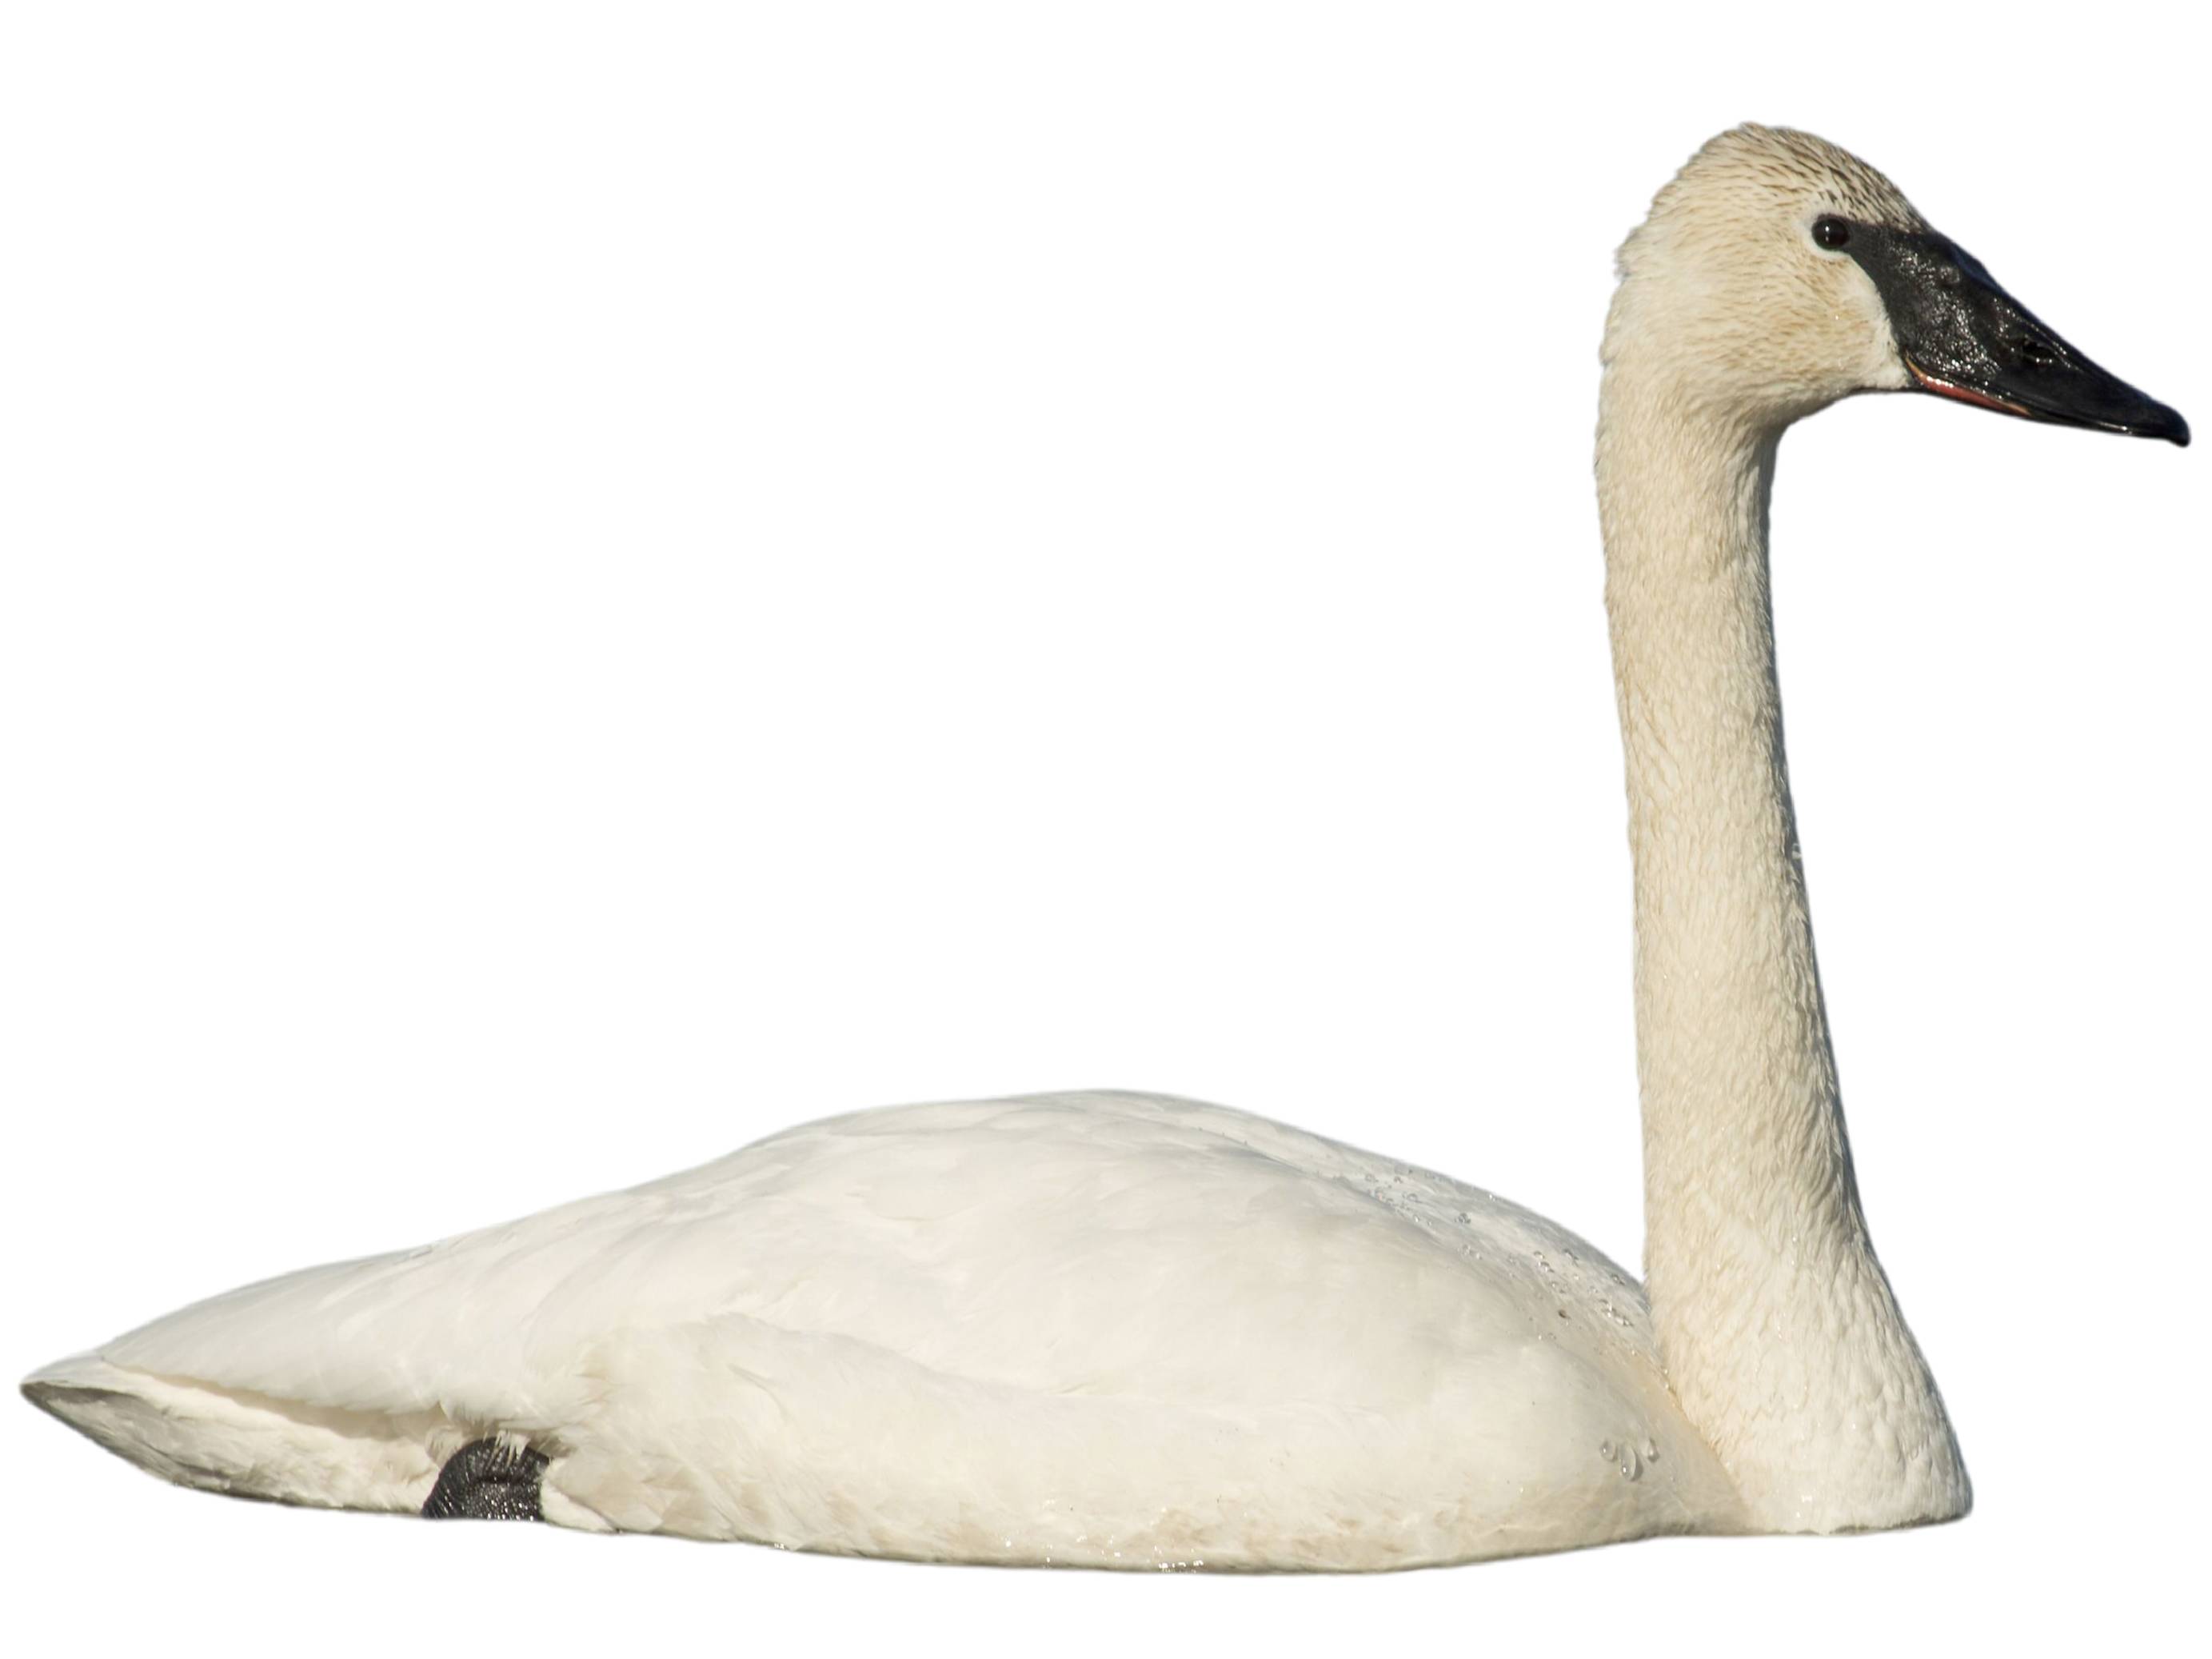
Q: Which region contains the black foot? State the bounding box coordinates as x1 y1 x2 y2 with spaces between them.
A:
421 1438 548 1521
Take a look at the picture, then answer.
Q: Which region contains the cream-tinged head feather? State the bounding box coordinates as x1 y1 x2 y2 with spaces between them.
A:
1606 124 1925 423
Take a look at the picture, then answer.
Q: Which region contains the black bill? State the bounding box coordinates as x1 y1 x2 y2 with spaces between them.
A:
1829 220 2189 446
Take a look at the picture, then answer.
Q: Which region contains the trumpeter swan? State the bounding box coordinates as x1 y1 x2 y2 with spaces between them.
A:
22 126 2188 1569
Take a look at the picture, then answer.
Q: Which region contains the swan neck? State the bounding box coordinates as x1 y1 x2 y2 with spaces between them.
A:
1595 365 1967 1532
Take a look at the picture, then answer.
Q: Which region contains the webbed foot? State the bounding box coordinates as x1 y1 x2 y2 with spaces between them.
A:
421 1438 547 1521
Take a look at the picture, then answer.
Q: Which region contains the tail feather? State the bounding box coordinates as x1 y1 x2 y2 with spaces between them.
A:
21 1198 653 1526
23 1351 449 1513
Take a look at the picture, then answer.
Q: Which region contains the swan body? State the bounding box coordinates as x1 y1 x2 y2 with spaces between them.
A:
25 126 2186 1565
29 1092 1738 1566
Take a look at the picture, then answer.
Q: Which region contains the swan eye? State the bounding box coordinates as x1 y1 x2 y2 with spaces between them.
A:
1811 216 1851 250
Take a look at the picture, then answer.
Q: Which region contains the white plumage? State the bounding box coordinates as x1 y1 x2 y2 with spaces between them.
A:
24 124 2185 1565
30 1093 1735 1565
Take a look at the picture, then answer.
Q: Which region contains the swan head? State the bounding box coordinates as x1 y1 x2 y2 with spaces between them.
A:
1607 124 2188 445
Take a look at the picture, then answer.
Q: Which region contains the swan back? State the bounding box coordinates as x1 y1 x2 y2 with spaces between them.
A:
29 1092 1740 1566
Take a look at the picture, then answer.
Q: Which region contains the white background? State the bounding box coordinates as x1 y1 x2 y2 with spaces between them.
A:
2 3 2201 1653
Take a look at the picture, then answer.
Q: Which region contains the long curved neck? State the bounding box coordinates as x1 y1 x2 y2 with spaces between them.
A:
1596 361 1968 1532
